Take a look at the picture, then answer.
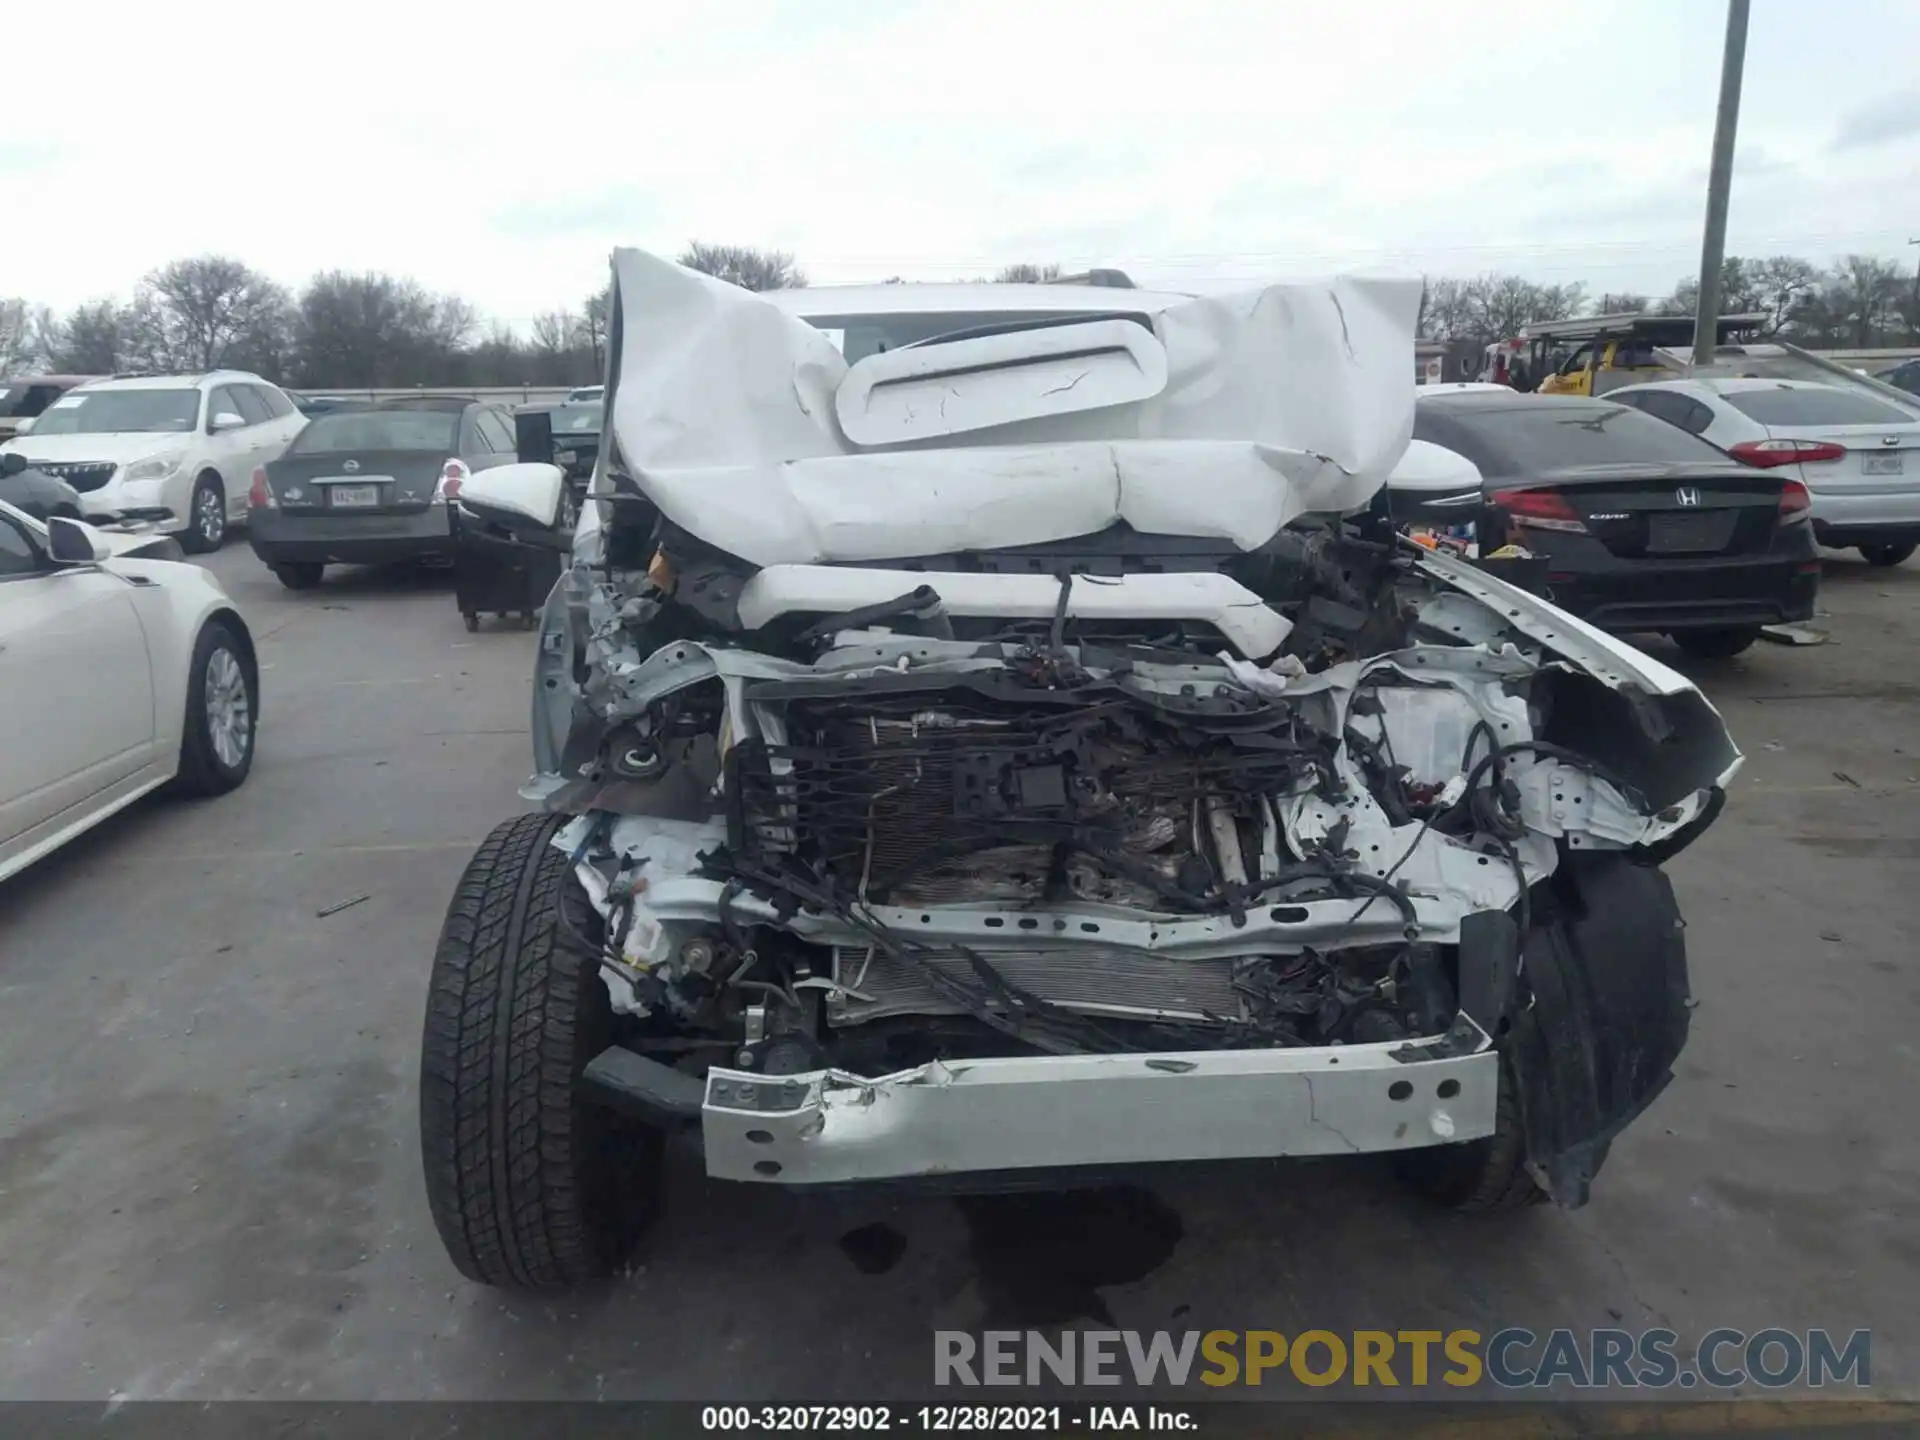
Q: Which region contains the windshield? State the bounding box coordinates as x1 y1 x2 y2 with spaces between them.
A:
550 402 603 435
801 309 1151 363
1415 400 1734 477
1722 386 1916 428
28 388 201 435
289 410 459 453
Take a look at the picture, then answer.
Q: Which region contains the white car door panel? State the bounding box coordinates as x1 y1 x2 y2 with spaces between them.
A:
0 532 158 847
205 385 258 513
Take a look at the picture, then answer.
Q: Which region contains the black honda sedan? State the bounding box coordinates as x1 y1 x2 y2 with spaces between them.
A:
1413 391 1820 659
247 397 524 589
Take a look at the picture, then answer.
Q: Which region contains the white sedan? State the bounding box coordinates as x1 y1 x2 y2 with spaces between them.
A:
1608 377 1920 567
0 500 259 883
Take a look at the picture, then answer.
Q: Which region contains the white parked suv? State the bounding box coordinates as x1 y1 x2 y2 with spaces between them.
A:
0 372 307 553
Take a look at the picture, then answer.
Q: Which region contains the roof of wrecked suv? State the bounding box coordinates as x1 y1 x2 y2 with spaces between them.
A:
759 281 1196 320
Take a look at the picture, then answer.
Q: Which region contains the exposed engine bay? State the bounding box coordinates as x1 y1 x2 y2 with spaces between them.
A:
531 504 1732 1091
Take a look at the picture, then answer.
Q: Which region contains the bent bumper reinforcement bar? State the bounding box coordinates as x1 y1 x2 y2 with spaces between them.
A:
667 1038 1500 1184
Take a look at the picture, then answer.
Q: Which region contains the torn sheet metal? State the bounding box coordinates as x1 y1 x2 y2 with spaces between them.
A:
735 565 1293 658
604 247 1423 567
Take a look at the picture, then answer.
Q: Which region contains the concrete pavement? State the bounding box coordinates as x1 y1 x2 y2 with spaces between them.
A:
0 542 1915 1401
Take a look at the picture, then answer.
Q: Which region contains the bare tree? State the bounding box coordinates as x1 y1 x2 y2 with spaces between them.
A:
1827 254 1904 347
1533 282 1588 323
1418 277 1472 341
135 256 290 372
677 242 807 291
525 309 600 386
1749 256 1821 336
1466 274 1548 341
530 311 575 355
1660 256 1763 322
292 271 475 387
580 283 612 372
993 263 1062 283
1594 293 1650 315
0 298 44 372
44 300 126 373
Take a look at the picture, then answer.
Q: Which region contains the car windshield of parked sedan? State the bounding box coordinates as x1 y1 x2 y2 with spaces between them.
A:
289 410 460 453
550 402 603 435
1415 400 1733 478
27 388 201 435
1721 386 1917 427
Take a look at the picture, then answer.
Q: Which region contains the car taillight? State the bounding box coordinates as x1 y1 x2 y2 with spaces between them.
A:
1777 479 1812 524
248 467 274 509
434 459 468 501
1728 439 1847 468
1489 487 1588 534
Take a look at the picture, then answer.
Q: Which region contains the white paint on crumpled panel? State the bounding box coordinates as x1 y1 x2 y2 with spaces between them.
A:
604 248 1423 568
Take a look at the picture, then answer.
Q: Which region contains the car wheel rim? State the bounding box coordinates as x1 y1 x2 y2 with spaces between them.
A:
198 488 224 543
204 647 252 769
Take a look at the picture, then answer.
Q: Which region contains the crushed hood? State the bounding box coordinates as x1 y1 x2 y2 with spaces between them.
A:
603 249 1423 567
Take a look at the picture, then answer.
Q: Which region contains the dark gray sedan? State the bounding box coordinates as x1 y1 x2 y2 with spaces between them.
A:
247 398 523 589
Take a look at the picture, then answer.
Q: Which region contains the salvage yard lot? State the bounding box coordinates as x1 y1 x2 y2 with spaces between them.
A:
0 546 1915 1401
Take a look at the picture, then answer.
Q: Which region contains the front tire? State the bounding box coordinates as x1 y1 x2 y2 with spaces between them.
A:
1859 541 1916 568
273 561 325 590
173 619 256 796
420 813 663 1289
1396 1064 1546 1213
180 473 227 554
1671 626 1759 660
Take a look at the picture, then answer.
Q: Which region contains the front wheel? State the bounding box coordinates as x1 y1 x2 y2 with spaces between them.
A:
172 619 256 796
1859 541 1916 568
419 813 663 1289
1671 626 1759 660
180 474 228 554
1396 1064 1546 1213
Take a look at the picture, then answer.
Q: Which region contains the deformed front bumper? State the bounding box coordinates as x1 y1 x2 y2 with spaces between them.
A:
699 1037 1497 1185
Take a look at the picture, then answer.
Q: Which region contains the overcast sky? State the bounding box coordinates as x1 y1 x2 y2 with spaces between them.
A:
7 0 1919 326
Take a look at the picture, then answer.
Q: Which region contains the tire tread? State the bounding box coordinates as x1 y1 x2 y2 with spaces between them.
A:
420 813 657 1288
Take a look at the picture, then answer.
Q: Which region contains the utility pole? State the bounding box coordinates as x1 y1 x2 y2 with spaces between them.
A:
1908 239 1919 338
1692 0 1751 368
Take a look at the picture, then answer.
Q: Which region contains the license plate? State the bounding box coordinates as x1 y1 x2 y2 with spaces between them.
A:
1649 510 1736 554
329 484 380 508
1863 454 1904 476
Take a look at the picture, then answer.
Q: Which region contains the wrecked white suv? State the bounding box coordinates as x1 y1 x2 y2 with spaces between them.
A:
418 251 1738 1290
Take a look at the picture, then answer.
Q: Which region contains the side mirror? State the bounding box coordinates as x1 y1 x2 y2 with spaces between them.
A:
459 462 566 530
1 451 27 475
209 412 247 433
47 515 114 566
10 417 34 436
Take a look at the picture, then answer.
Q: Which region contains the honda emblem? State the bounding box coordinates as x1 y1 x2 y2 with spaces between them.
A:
1675 487 1701 507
